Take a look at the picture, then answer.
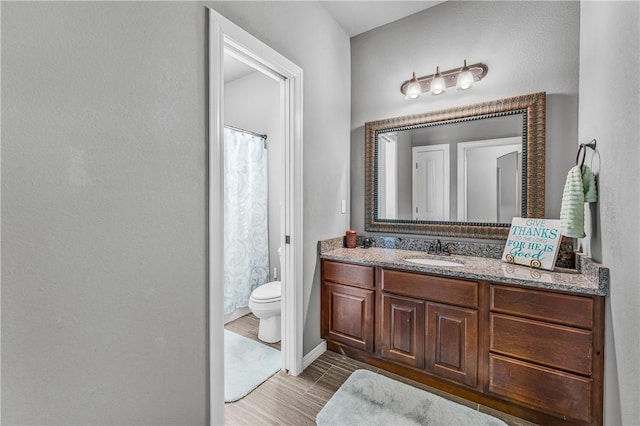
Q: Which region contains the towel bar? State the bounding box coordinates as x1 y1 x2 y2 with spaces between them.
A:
576 139 597 168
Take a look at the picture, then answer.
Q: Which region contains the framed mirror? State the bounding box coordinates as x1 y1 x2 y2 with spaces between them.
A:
365 92 545 239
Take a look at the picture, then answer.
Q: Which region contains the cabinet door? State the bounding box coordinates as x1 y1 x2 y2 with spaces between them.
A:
322 282 374 353
381 294 425 368
425 302 478 387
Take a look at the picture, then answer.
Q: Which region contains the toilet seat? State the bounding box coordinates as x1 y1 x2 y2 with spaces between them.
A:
250 281 281 303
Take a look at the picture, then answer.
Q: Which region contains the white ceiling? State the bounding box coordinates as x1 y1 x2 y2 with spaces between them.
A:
320 1 445 37
224 54 256 84
224 1 445 82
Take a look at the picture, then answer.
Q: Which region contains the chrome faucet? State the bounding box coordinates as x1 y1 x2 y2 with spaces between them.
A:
363 237 373 249
427 239 450 256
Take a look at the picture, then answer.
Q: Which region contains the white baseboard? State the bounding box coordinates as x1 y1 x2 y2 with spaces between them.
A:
223 307 251 325
302 340 327 370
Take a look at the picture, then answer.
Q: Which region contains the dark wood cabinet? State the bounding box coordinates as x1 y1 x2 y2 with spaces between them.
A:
490 313 593 375
380 293 424 368
426 302 478 387
489 354 593 424
488 284 603 424
321 261 375 353
380 268 478 386
378 268 479 387
380 268 478 308
323 260 374 290
320 259 604 425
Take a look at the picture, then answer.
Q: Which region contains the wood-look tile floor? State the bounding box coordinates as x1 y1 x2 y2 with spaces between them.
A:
224 314 537 426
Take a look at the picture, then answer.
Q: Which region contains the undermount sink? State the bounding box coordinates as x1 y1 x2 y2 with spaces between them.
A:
404 258 464 267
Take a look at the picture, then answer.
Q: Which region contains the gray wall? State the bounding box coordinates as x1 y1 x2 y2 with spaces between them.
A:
579 2 640 424
350 1 579 235
2 2 208 424
1 1 350 423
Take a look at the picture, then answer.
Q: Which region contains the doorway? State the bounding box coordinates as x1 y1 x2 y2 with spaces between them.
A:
222 52 281 325
208 8 304 425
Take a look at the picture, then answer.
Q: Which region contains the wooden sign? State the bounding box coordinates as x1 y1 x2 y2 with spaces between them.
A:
502 218 562 270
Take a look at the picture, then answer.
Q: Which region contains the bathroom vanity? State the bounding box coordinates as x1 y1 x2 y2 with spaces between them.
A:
330 90 609 424
320 246 608 425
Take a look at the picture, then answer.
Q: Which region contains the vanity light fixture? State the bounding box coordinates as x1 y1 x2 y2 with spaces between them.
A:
456 60 475 90
430 66 446 95
400 60 488 99
405 72 422 99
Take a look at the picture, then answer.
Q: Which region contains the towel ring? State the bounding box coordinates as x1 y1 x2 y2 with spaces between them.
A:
576 139 597 169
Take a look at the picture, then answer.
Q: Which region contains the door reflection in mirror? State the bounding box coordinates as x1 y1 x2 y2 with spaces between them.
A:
412 144 450 221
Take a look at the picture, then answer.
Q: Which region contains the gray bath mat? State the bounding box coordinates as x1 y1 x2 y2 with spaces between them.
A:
316 369 507 426
224 329 280 402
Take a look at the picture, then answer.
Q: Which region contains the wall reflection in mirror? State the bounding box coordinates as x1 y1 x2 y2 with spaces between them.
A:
375 114 524 225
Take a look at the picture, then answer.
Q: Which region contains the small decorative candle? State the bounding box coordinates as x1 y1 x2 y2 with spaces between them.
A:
346 230 357 248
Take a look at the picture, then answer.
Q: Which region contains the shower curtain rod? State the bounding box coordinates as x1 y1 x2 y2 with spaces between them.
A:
224 124 268 143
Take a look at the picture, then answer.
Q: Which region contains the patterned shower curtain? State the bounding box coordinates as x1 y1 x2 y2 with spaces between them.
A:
224 128 270 315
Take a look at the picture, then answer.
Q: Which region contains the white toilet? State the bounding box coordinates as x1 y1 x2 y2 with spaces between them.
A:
249 247 282 343
249 280 281 343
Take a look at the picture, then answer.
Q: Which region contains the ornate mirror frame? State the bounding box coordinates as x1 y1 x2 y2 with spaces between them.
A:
364 92 546 239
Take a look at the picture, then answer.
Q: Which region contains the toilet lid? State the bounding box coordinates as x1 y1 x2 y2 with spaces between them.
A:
251 281 281 302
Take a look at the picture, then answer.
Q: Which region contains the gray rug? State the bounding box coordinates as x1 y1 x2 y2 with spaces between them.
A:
224 329 280 402
316 369 507 426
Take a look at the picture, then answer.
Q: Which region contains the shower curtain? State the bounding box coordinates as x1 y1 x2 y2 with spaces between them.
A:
223 128 270 315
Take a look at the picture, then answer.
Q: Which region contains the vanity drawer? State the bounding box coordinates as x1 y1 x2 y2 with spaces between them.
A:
490 285 594 328
489 354 592 423
490 314 593 375
381 269 478 308
323 260 374 289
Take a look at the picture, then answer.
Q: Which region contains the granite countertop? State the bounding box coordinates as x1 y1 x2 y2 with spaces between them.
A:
320 246 609 296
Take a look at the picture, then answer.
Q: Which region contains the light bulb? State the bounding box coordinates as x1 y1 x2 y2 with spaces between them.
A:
405 72 422 99
456 60 475 90
430 66 446 95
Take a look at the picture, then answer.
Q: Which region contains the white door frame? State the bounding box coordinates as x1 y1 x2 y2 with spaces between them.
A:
378 133 398 219
208 8 304 425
